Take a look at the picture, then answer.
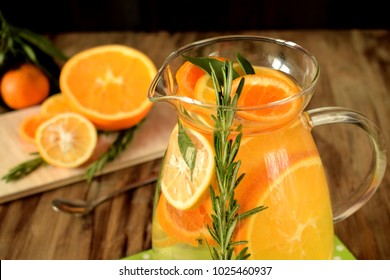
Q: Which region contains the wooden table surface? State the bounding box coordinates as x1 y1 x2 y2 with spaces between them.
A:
0 29 389 260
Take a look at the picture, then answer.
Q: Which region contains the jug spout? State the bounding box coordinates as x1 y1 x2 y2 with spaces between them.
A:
148 64 199 106
148 66 173 104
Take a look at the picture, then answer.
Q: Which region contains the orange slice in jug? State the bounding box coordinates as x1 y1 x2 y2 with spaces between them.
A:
155 194 214 246
176 61 206 98
232 72 302 122
234 156 334 259
160 123 215 210
191 65 302 130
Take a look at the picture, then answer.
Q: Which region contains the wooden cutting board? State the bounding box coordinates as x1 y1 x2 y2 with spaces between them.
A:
0 102 177 204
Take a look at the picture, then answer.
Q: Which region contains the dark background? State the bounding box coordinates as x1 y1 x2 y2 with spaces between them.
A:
1 0 389 33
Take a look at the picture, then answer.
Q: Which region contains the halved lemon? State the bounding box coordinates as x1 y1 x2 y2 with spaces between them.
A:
160 123 215 210
35 112 98 168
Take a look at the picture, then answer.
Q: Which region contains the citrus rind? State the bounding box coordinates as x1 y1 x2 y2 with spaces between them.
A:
235 156 333 259
161 124 215 210
35 112 98 168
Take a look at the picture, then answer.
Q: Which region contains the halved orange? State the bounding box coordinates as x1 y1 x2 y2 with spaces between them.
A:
18 112 54 144
35 112 98 168
234 156 334 259
60 45 157 131
41 93 73 114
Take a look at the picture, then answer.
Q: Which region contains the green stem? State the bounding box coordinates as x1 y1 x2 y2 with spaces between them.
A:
1 154 46 182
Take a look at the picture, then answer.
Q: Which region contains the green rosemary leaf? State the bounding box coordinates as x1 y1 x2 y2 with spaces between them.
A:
224 63 233 100
85 122 141 182
227 247 234 260
177 120 197 178
221 138 229 163
225 219 237 244
210 69 223 108
227 203 240 223
228 136 242 165
238 205 268 220
209 185 216 204
211 247 219 260
231 240 248 246
207 224 219 244
1 153 46 182
235 246 250 260
236 52 255 74
234 173 245 189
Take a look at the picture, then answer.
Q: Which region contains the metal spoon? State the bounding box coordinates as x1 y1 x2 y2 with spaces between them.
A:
51 176 158 216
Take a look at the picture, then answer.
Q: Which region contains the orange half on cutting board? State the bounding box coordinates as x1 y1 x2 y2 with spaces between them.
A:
59 45 157 131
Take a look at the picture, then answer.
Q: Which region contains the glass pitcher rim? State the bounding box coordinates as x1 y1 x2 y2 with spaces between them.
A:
148 34 320 111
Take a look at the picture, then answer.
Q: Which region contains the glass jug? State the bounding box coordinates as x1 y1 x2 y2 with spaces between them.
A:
147 35 387 260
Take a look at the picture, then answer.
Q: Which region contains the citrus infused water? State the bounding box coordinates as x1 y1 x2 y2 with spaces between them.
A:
152 60 334 260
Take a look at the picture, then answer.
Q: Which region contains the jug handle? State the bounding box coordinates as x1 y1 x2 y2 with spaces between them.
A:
305 107 387 223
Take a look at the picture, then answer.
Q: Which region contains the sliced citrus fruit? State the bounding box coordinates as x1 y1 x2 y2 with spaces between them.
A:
41 93 72 114
232 72 301 122
193 73 215 104
233 64 298 85
191 66 302 131
193 66 299 104
160 123 215 210
194 66 301 108
234 156 334 259
176 61 206 98
60 45 157 131
155 194 214 246
35 112 98 168
152 215 178 248
18 112 54 144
